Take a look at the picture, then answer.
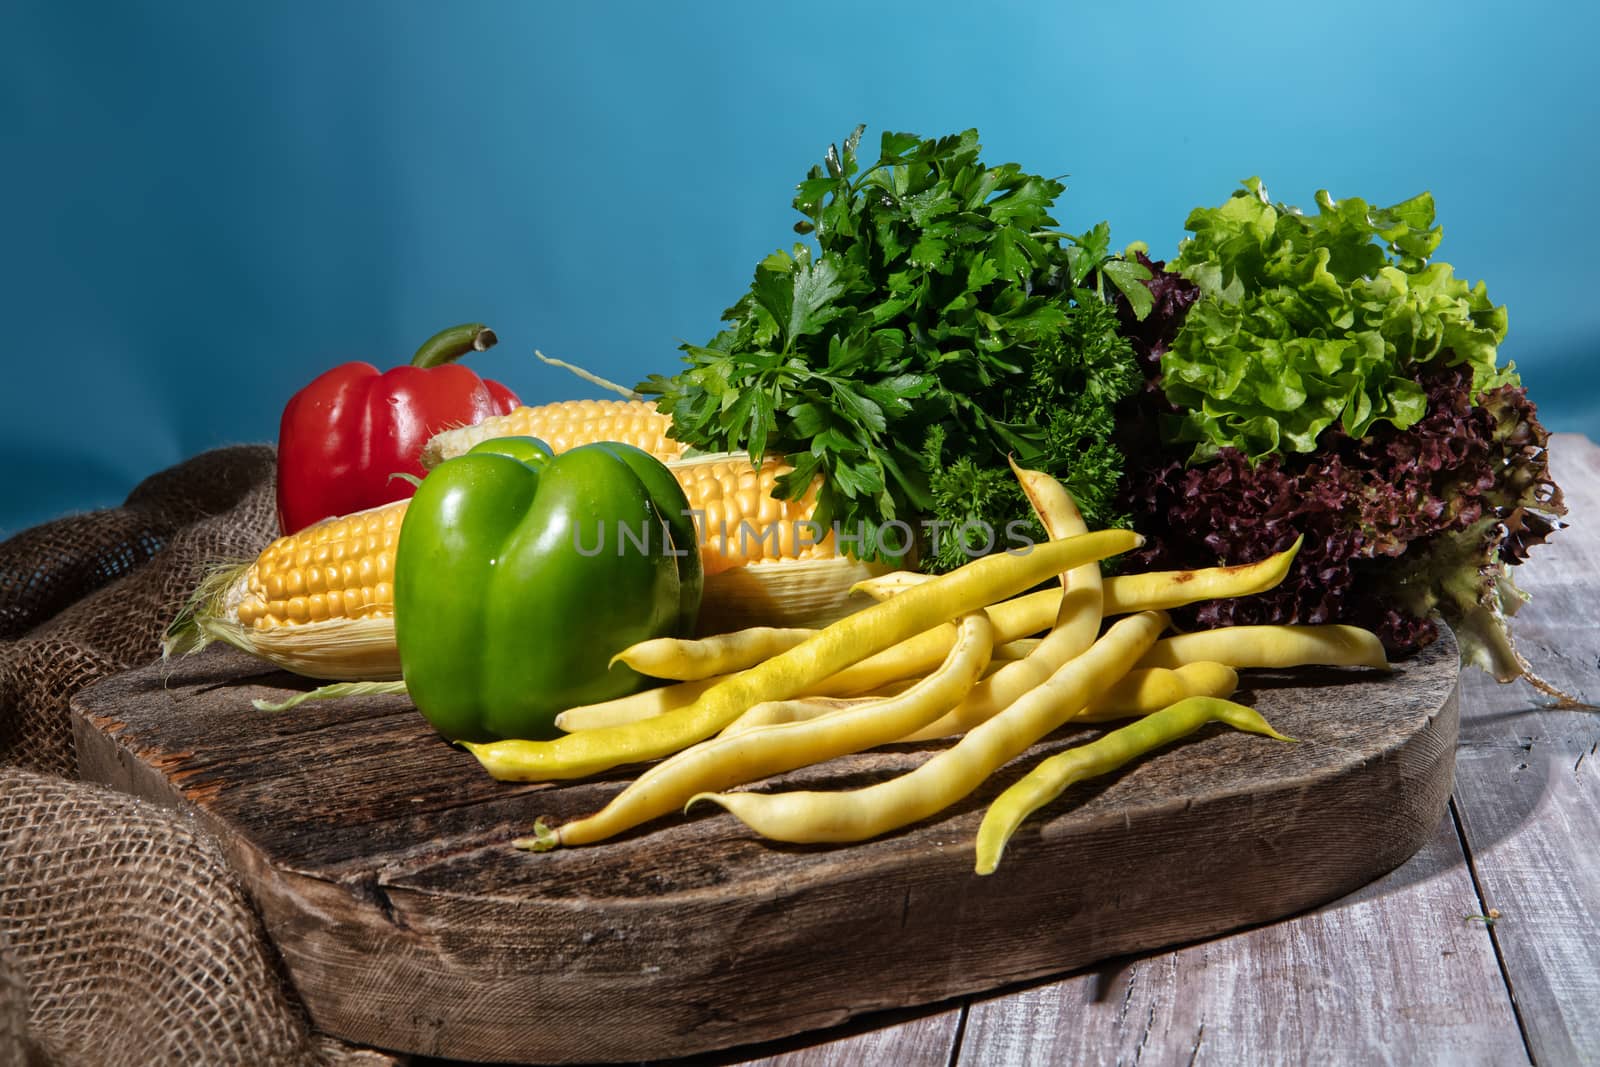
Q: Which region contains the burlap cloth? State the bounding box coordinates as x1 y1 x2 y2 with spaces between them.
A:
0 447 404 1066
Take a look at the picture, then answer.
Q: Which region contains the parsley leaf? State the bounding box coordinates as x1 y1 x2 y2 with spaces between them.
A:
639 125 1145 568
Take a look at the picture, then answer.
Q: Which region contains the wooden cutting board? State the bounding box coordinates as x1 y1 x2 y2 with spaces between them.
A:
70 628 1459 1064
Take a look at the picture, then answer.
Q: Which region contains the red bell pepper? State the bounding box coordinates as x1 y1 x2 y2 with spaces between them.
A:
275 323 521 534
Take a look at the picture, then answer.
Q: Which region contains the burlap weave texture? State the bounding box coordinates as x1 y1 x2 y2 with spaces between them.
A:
0 447 401 1067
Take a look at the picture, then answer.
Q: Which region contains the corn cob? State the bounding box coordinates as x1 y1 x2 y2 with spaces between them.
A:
170 501 410 681
227 454 836 637
166 400 875 681
664 453 838 575
421 399 685 468
424 404 844 576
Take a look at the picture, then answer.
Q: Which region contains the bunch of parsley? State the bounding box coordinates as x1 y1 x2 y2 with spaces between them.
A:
639 126 1150 569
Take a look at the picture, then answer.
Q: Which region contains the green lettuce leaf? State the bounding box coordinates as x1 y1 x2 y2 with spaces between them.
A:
1163 178 1517 461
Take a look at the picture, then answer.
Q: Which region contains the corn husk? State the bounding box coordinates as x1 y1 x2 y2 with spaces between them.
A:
170 553 891 682
164 561 404 681
697 556 891 635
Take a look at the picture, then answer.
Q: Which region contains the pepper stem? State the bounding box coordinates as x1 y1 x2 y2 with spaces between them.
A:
411 323 498 368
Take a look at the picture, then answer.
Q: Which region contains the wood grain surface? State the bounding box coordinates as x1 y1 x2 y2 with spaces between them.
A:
1449 433 1600 1067
71 614 1459 1063
957 802 1527 1067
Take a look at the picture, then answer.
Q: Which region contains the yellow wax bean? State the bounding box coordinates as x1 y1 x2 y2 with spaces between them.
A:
1103 536 1301 613
805 591 1056 697
561 547 1306 735
719 695 876 737
1073 662 1240 723
690 610 1167 844
464 527 1141 782
613 627 816 681
563 541 1112 736
898 462 1104 743
559 629 1039 734
729 657 1012 737
974 696 1292 875
1135 624 1389 672
849 570 931 600
553 676 723 732
1011 460 1100 633
524 612 996 848
854 539 1303 618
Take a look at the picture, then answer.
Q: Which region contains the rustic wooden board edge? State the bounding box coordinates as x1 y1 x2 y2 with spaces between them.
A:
322 688 1462 1062
67 646 565 885
72 638 1460 1064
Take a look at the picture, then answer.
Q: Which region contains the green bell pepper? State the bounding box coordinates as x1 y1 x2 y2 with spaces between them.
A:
393 436 703 742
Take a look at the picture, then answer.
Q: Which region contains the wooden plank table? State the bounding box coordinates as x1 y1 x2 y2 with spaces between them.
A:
669 433 1600 1067
63 435 1600 1066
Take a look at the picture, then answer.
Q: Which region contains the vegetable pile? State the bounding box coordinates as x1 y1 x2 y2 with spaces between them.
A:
470 461 1353 873
643 126 1567 691
169 120 1576 876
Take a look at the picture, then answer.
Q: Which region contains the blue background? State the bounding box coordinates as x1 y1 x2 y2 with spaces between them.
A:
3 1 1596 538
